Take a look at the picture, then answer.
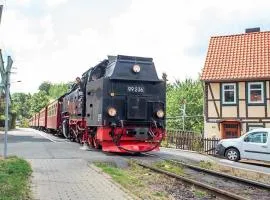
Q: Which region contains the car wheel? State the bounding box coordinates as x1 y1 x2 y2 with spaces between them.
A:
225 148 240 161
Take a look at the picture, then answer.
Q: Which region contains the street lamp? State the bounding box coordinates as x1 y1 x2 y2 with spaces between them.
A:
1 56 14 159
3 80 9 159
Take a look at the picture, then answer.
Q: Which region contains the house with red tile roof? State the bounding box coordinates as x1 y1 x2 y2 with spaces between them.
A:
201 28 270 139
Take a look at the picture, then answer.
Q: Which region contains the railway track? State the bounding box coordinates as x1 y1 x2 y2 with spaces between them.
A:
130 153 270 200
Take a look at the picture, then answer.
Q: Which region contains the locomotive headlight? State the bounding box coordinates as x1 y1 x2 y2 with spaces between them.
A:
156 109 165 118
132 64 140 73
108 107 117 117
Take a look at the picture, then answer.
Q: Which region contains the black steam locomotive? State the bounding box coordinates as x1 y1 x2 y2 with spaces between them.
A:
31 55 166 153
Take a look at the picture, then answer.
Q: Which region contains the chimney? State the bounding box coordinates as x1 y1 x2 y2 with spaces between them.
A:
245 27 260 33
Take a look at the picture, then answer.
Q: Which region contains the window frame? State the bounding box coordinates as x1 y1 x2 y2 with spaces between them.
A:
247 82 264 104
222 83 236 105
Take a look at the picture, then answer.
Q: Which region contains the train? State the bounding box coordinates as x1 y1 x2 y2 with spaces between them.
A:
29 55 166 153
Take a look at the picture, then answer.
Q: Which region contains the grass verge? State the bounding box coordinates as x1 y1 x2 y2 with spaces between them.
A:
198 160 270 184
153 160 184 175
198 160 214 169
0 156 32 200
94 161 171 199
95 160 211 199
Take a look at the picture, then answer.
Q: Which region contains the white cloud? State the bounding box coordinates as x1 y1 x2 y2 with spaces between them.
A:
0 10 40 53
109 0 270 81
45 0 69 7
1 0 270 93
40 15 55 42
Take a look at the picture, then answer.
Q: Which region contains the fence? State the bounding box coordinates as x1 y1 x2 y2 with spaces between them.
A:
165 129 220 155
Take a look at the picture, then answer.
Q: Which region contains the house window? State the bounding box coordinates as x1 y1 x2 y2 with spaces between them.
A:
222 83 236 104
248 82 264 104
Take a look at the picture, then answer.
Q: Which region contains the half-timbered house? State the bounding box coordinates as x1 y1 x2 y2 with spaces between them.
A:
201 28 270 139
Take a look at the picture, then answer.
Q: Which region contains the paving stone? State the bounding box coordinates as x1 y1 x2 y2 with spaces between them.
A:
28 159 133 200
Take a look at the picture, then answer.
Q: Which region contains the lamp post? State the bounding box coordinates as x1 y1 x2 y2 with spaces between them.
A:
1 80 21 157
0 79 10 159
4 73 9 158
1 56 13 159
0 5 12 159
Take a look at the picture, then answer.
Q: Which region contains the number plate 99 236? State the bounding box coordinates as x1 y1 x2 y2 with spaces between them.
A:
127 86 144 93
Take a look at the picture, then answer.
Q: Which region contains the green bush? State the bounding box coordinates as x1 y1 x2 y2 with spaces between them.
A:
20 118 29 128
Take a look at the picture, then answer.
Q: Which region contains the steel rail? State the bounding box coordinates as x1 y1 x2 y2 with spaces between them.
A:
133 160 248 200
143 152 270 190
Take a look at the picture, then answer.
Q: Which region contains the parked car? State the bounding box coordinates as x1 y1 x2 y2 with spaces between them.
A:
216 128 270 162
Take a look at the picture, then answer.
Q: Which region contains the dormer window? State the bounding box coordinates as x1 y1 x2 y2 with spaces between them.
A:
248 82 264 104
222 83 236 104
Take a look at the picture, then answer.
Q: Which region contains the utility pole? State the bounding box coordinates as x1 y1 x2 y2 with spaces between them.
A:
0 5 15 159
180 99 186 131
3 56 13 159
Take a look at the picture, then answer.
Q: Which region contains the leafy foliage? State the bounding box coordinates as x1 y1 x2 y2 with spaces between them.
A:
38 81 52 94
29 91 50 113
166 78 204 132
11 82 70 126
48 82 69 99
11 93 32 120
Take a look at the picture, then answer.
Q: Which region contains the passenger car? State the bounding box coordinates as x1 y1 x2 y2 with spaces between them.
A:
216 128 270 162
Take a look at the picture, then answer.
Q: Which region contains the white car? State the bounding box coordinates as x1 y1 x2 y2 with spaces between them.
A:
216 128 270 162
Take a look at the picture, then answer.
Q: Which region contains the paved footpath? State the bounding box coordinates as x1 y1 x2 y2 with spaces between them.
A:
29 159 131 200
0 129 133 200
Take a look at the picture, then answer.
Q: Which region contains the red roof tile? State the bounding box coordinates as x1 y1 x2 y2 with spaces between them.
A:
201 31 270 81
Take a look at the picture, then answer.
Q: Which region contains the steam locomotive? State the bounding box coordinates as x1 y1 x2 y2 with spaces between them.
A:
29 55 166 153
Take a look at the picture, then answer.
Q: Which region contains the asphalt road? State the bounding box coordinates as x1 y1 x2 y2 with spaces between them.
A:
0 128 125 162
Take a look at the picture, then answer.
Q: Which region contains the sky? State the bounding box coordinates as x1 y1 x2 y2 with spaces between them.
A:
0 0 270 93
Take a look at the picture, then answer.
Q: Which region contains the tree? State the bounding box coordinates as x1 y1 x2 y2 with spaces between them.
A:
30 91 49 113
11 93 32 119
38 81 52 94
48 83 69 99
166 78 203 132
